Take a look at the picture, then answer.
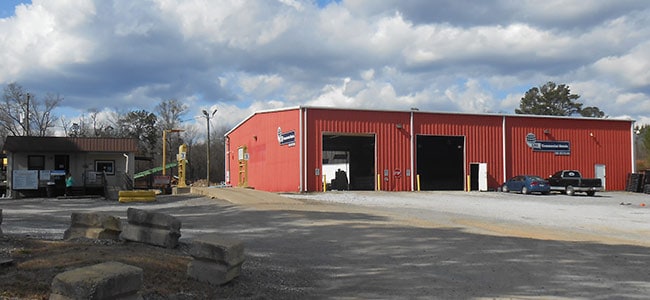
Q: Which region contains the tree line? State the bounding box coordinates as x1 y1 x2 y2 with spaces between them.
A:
0 82 228 184
3 80 643 180
514 81 650 170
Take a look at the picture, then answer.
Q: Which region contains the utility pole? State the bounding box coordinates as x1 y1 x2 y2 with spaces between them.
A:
202 108 217 186
25 93 30 136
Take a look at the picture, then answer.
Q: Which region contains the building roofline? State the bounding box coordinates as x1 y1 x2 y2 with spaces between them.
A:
225 105 635 136
2 136 139 153
297 105 635 122
225 106 301 136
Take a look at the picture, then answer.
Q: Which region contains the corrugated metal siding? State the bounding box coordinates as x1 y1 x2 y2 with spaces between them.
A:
3 137 138 153
225 109 301 192
505 117 631 190
414 113 505 188
73 138 139 152
306 108 412 191
226 106 633 193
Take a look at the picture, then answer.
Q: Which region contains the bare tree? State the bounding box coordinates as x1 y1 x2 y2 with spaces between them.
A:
60 117 72 137
155 99 188 131
0 83 30 136
65 113 92 137
0 83 62 137
155 99 189 171
32 93 63 136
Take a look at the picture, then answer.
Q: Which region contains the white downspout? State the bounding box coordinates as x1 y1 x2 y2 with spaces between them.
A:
123 153 129 174
632 122 636 173
410 111 415 191
299 107 304 192
302 108 308 192
502 116 507 184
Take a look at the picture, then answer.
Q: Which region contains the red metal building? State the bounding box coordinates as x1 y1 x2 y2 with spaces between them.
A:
225 107 634 192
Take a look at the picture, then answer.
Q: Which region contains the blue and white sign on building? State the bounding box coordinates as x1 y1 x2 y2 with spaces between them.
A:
277 127 296 147
526 133 570 155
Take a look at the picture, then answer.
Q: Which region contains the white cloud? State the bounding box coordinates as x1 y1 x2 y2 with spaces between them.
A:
0 0 96 80
592 42 650 87
239 74 285 98
0 0 650 129
443 79 495 113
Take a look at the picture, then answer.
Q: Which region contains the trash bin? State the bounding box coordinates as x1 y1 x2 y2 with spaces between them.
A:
46 182 56 198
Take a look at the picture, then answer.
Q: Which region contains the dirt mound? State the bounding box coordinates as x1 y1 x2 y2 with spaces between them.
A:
0 235 223 299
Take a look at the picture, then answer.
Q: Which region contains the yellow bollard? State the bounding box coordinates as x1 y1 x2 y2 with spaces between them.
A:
416 174 421 191
377 174 381 191
323 174 327 192
466 175 470 192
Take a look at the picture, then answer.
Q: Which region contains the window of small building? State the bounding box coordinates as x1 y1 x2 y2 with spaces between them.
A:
28 155 45 170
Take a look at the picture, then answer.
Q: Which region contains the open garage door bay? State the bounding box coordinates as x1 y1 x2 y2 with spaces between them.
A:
322 134 375 191
417 135 465 190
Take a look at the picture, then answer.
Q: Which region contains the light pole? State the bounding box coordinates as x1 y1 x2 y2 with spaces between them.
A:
202 108 217 186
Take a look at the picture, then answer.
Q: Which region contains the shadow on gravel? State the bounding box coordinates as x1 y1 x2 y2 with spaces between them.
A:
3 195 650 299
155 200 650 299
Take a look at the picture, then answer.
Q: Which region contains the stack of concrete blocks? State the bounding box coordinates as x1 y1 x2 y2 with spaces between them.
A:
187 234 245 285
62 212 122 240
120 208 181 248
50 261 143 300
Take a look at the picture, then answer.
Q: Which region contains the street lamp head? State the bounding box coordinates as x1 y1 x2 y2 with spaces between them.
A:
202 108 217 118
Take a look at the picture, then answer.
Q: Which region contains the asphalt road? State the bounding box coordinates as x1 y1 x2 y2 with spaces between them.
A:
2 189 650 299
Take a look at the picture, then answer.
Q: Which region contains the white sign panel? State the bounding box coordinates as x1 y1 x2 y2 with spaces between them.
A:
13 170 39 190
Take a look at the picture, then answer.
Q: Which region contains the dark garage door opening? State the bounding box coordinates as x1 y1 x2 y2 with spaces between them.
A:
323 134 375 190
416 135 465 190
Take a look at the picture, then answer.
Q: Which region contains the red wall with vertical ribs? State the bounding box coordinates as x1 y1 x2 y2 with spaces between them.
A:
226 107 633 192
505 116 632 190
226 108 301 192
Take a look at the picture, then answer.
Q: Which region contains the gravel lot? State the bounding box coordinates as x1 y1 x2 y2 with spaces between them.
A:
285 190 650 247
2 189 650 299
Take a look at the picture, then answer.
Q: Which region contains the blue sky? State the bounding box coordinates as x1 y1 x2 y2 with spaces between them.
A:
0 0 29 18
1 0 650 136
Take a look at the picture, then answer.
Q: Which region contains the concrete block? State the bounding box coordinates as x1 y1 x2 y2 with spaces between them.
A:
187 259 242 286
63 227 121 241
172 187 191 195
63 212 122 240
189 234 245 267
120 224 180 248
126 208 181 233
69 212 122 231
50 261 143 300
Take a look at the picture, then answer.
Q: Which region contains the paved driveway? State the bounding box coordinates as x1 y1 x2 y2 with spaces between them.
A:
2 189 650 299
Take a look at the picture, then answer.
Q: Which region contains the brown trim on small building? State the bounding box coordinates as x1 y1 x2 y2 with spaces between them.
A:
2 137 138 153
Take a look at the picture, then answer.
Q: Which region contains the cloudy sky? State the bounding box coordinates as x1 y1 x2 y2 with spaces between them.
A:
1 0 650 135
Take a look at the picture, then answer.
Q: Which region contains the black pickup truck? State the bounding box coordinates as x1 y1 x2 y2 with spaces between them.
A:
548 170 603 196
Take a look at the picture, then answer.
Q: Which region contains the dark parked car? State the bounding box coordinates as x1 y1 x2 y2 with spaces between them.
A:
548 170 602 196
501 175 550 195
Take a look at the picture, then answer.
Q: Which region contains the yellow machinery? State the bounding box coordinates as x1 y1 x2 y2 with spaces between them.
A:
118 190 156 203
177 144 187 188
